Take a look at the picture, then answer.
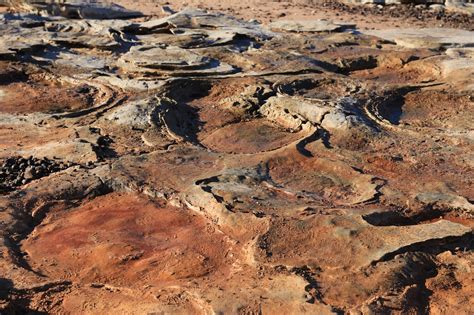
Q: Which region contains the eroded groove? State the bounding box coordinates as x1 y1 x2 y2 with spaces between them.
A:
372 233 474 266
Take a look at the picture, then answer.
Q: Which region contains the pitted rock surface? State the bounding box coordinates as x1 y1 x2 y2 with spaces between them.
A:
0 1 472 314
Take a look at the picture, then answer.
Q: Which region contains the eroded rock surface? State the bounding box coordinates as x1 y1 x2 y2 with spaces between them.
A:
0 2 472 314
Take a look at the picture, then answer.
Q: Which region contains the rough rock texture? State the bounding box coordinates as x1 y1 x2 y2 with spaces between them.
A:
0 1 472 314
364 27 474 49
342 0 474 16
4 0 143 19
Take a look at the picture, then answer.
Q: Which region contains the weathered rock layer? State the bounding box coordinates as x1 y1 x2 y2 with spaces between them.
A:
0 3 472 314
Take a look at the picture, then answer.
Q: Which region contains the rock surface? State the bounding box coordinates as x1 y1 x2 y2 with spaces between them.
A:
342 0 474 16
365 27 474 49
0 1 472 314
270 19 355 32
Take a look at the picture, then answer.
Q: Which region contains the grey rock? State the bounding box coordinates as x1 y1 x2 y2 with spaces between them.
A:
34 50 108 71
117 45 235 76
261 95 373 134
270 19 356 33
119 45 211 71
365 28 474 49
123 8 273 40
416 192 474 212
106 98 158 129
430 4 446 11
10 0 143 19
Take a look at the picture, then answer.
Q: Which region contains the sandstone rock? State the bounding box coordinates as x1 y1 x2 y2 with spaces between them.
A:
35 50 108 71
430 3 446 11
0 27 50 58
10 0 143 19
106 98 158 129
270 19 356 33
117 45 235 76
259 216 471 270
19 140 98 164
94 75 166 91
440 55 474 91
445 0 474 15
365 28 474 49
23 166 34 179
446 47 474 58
415 192 474 212
261 95 373 135
0 6 472 315
342 0 474 15
119 45 211 70
123 8 273 40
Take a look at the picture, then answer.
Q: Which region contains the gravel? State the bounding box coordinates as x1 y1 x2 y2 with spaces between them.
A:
0 156 76 193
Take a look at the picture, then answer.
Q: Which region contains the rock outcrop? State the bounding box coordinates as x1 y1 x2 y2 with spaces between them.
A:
0 2 472 314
